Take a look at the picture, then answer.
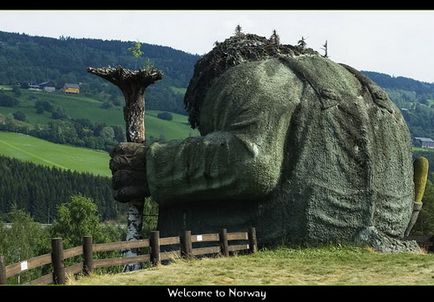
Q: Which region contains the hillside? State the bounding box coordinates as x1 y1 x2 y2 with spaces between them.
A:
1 30 434 141
0 88 199 151
362 71 434 96
0 131 110 176
0 89 198 139
0 155 117 222
362 71 434 141
0 30 200 114
70 246 434 285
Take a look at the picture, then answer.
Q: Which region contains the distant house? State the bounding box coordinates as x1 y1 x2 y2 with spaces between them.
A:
63 83 80 94
44 86 55 92
414 137 434 149
39 81 56 92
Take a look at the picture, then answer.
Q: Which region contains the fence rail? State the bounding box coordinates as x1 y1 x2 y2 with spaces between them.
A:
0 227 257 285
93 239 150 252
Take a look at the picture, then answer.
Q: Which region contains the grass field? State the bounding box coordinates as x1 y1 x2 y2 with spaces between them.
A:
0 88 199 177
0 131 110 176
70 246 434 285
0 89 198 140
413 147 434 153
170 86 187 95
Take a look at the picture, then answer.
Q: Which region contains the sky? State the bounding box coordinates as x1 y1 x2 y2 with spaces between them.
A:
0 10 434 83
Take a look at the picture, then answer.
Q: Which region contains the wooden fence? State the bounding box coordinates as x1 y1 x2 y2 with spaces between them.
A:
0 227 257 285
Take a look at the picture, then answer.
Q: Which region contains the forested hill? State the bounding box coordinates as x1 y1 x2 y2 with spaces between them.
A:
2 29 434 138
0 31 200 114
362 71 434 140
362 71 434 97
0 155 117 222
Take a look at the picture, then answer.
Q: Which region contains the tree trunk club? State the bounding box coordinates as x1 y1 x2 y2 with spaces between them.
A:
123 88 145 143
87 66 162 272
122 89 145 272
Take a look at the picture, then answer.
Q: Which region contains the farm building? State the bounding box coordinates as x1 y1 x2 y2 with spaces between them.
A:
39 81 56 92
414 137 434 149
44 86 55 92
63 83 80 94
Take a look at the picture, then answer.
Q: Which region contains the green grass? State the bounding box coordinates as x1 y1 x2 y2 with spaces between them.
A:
0 131 110 176
0 90 199 140
0 89 199 176
70 246 434 285
169 86 187 95
413 147 434 153
146 111 196 139
0 85 12 91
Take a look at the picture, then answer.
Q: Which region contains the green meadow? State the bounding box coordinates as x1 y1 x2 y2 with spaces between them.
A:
0 89 198 140
0 131 110 176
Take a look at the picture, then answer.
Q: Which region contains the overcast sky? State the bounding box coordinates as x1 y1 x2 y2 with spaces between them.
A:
0 10 434 83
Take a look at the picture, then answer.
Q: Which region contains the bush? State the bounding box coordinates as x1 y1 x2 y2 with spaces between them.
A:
13 111 26 121
51 195 102 247
101 101 113 109
157 112 173 121
0 92 19 107
51 106 67 119
35 100 54 114
12 85 21 97
0 209 50 284
112 97 122 106
50 195 125 274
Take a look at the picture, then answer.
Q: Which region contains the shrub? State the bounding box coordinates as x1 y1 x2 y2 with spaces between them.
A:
0 92 19 107
12 111 26 121
51 106 67 119
101 101 113 109
157 112 173 121
12 85 21 97
35 100 54 113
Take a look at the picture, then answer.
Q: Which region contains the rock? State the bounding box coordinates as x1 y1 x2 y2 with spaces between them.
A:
355 226 421 253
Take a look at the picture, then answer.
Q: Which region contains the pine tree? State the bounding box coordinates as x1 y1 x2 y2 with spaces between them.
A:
298 36 307 50
322 40 328 58
269 29 280 45
235 24 243 36
0 156 118 223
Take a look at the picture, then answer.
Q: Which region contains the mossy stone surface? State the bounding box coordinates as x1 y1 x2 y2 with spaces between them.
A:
146 42 416 252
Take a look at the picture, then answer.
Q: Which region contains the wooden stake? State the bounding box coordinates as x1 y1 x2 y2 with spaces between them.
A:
83 236 93 275
51 238 65 284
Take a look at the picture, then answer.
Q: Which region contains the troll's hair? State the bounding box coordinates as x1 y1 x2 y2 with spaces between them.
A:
184 33 319 129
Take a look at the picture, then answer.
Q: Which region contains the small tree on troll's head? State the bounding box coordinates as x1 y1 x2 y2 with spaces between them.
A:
128 41 144 69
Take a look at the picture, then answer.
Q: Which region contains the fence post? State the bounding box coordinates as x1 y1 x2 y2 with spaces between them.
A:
248 227 258 254
150 231 160 265
83 236 93 275
220 228 229 257
0 256 6 284
181 230 193 259
51 238 65 284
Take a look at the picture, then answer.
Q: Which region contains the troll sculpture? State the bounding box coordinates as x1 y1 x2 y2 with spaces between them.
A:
110 32 425 252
